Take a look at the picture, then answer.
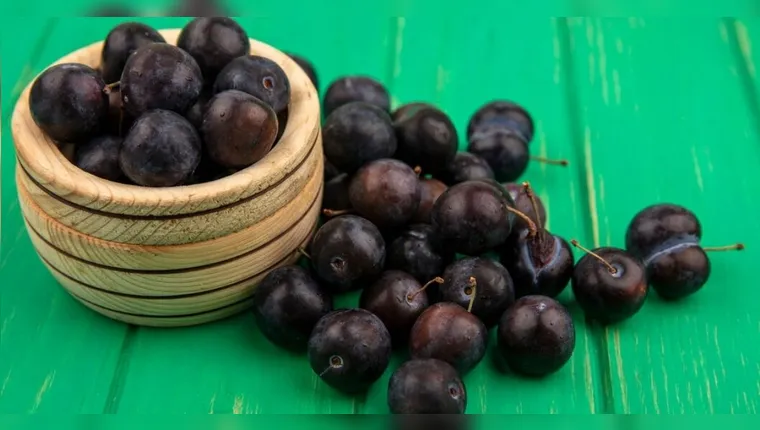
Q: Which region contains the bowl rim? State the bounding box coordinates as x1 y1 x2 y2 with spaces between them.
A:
11 28 321 217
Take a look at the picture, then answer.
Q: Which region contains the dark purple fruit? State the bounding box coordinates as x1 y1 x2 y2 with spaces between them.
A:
185 89 211 130
309 215 385 294
322 101 397 174
391 102 434 123
176 17 250 81
74 135 124 182
287 52 318 91
100 22 166 83
393 105 458 177
467 128 529 183
409 302 488 375
120 43 203 117
252 265 333 352
213 55 291 114
29 63 109 143
431 180 515 256
438 152 495 186
413 178 447 224
387 224 453 287
348 158 421 228
323 76 390 116
119 109 201 187
570 241 648 324
201 90 278 169
387 358 466 414
359 270 433 345
324 158 341 181
308 308 392 394
322 173 352 212
467 100 534 143
504 182 547 232
496 295 575 377
438 257 515 328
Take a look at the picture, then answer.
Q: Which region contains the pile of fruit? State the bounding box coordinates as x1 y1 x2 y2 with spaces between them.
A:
26 17 744 414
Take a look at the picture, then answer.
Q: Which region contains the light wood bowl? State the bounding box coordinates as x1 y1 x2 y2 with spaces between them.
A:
10 29 323 327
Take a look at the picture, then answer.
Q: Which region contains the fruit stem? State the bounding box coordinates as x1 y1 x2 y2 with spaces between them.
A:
521 181 542 229
296 247 311 260
570 239 618 274
322 208 353 217
103 81 120 93
465 277 477 313
703 243 745 252
407 276 444 301
505 206 538 237
530 155 568 166
413 166 422 177
319 355 344 377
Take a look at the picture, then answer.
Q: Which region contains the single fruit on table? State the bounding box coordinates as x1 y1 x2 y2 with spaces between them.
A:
29 63 109 143
176 17 250 81
348 158 421 228
438 257 515 328
386 223 453 287
503 182 547 232
185 89 211 130
213 55 291 115
74 135 125 182
393 104 458 177
309 215 386 294
120 43 203 118
119 109 201 187
359 270 435 346
308 308 392 394
496 295 575 377
387 358 467 414
467 100 534 144
438 151 495 186
322 172 352 212
287 52 319 91
624 203 744 300
323 75 390 116
413 178 447 224
431 180 515 256
252 265 333 352
100 22 166 83
322 101 397 174
409 302 488 375
570 240 648 324
201 90 278 169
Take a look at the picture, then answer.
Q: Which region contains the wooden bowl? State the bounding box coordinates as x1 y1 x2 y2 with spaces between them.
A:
10 29 323 327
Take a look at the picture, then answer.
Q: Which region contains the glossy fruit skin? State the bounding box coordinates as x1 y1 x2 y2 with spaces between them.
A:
322 102 397 174
646 246 710 300
252 265 333 352
213 55 291 114
409 302 488 375
201 90 278 169
413 178 447 224
504 182 547 232
74 135 125 182
120 43 204 117
308 308 392 394
438 152 495 186
309 215 386 294
393 105 458 176
348 159 421 228
500 229 574 299
100 22 166 83
438 257 515 328
323 76 390 116
386 224 454 288
287 52 319 91
431 180 514 256
387 358 466 414
29 63 109 143
119 109 202 187
496 295 575 377
176 17 250 80
467 100 534 143
359 270 429 346
468 129 529 183
323 172 352 212
571 247 648 324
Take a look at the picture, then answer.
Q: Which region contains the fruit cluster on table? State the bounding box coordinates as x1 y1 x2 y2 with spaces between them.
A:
25 17 744 415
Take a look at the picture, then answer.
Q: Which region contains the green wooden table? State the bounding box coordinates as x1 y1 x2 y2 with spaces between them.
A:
2 12 760 415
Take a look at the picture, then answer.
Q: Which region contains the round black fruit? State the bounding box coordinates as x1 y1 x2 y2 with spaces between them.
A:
185 89 211 130
213 55 291 114
438 152 495 186
393 105 458 176
309 215 386 293
252 265 333 352
387 224 453 287
176 17 250 81
348 158 421 228
119 109 202 187
413 178 447 224
100 22 166 83
387 358 467 414
504 182 547 231
120 43 203 117
496 295 575 377
467 128 529 183
323 76 390 116
29 63 109 143
467 100 534 143
74 135 124 182
308 308 392 394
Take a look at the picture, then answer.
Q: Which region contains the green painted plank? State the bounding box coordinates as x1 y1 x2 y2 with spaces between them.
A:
564 17 760 414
